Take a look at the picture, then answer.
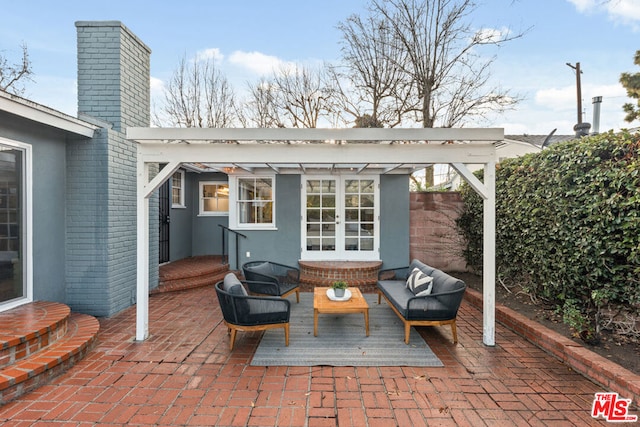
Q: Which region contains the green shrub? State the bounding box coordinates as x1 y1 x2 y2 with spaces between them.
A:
457 130 640 340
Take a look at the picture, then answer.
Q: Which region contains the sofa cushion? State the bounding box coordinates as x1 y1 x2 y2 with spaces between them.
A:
406 268 434 296
429 269 464 294
406 259 436 279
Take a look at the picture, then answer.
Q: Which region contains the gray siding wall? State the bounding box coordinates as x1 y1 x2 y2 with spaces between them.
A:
231 174 301 269
379 174 410 268
169 171 230 261
0 114 70 303
68 21 153 316
190 173 229 257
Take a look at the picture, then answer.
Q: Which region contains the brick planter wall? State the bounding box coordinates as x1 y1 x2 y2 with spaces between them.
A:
410 192 468 272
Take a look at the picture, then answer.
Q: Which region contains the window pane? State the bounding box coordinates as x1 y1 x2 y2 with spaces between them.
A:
307 238 320 250
361 180 374 193
306 180 320 193
360 238 374 251
322 238 335 251
307 209 320 222
200 182 229 214
344 179 359 193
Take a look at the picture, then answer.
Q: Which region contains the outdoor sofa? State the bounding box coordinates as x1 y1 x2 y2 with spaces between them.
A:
377 259 466 344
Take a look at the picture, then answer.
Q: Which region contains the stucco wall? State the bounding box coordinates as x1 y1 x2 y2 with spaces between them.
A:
409 192 468 272
0 113 70 304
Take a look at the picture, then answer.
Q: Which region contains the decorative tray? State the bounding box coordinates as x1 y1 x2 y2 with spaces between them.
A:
326 288 352 301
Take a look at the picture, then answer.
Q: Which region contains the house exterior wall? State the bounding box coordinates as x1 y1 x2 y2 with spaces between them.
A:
190 172 229 257
222 174 410 269
379 174 411 269
169 172 195 262
0 112 71 303
68 21 155 316
230 174 301 269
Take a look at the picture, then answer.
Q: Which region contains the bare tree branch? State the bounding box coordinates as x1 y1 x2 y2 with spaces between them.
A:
0 43 34 96
155 54 241 128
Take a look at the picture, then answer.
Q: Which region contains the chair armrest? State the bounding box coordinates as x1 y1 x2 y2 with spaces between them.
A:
406 284 467 312
378 266 410 280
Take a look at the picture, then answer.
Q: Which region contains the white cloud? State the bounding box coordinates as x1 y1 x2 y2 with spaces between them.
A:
195 48 224 63
568 0 640 29
535 86 576 111
228 50 295 76
475 27 511 43
567 0 596 13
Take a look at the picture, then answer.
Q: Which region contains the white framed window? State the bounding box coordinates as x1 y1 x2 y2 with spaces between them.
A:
229 176 275 229
0 137 32 312
199 181 229 216
171 170 185 208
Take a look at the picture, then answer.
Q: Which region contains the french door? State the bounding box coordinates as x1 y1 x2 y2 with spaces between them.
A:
301 176 379 260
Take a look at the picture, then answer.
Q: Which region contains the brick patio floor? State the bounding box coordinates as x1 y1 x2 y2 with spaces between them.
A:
0 284 633 426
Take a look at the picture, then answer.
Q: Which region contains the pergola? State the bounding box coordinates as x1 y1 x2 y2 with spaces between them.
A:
127 127 501 346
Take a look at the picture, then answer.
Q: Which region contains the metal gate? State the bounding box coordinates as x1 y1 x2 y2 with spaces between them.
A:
158 180 170 264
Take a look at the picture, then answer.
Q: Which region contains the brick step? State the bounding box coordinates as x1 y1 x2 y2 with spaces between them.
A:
152 269 230 294
0 301 70 369
0 312 99 404
158 255 228 281
299 274 378 293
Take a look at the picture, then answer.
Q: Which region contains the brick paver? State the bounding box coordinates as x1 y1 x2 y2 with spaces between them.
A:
0 284 636 426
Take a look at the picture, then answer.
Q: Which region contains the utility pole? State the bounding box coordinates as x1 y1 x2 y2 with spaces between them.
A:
566 62 590 136
566 62 582 124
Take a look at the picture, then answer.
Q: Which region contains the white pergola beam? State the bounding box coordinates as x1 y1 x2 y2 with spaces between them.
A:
138 142 497 165
128 127 503 143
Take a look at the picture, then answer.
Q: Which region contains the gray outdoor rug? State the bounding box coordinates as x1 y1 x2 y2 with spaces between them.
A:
251 293 443 367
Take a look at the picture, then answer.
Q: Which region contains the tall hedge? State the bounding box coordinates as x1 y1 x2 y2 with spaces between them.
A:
457 130 640 340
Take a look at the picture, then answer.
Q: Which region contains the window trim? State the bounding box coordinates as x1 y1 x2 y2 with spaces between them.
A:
229 175 276 230
171 170 185 208
198 181 230 216
0 137 32 312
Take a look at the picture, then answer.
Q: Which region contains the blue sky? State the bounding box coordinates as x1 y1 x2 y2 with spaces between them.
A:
2 0 639 135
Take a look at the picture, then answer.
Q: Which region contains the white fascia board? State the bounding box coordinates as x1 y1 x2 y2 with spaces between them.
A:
138 142 497 165
128 127 503 143
0 92 97 138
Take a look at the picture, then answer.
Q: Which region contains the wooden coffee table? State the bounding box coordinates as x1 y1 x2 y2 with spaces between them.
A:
313 287 369 337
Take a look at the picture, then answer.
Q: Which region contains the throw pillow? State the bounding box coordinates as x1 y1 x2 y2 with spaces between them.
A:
406 268 434 297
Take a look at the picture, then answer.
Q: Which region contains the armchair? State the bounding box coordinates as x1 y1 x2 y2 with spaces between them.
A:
215 273 290 350
242 260 300 303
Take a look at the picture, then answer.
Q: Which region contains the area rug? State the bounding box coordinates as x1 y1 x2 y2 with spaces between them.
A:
251 293 443 367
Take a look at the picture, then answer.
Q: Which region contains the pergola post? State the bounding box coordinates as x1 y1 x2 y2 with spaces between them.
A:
136 153 150 341
483 160 496 346
136 159 184 341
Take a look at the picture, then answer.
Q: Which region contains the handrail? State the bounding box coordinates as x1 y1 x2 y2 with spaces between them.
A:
218 225 247 270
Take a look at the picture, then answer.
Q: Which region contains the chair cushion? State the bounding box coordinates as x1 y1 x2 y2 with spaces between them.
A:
248 262 273 277
223 272 243 291
223 273 249 317
406 268 434 296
